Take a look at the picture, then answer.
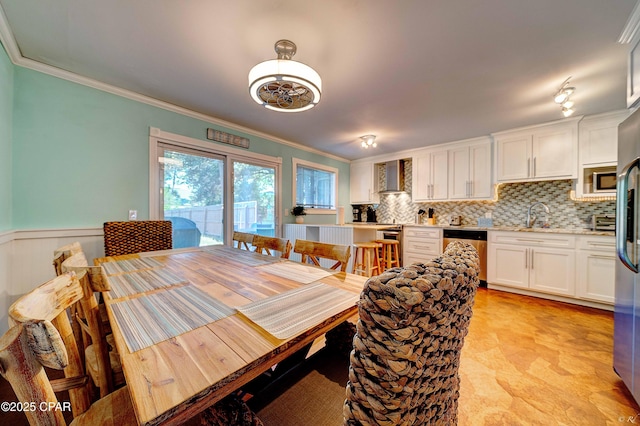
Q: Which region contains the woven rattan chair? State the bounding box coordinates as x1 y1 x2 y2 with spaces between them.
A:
293 239 351 272
4 273 137 425
103 220 172 256
344 240 480 425
233 231 255 250
253 235 292 259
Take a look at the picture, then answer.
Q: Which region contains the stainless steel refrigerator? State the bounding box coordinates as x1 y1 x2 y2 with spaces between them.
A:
615 108 640 403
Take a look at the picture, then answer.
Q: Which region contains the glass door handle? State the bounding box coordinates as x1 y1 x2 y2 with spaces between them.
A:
616 157 640 273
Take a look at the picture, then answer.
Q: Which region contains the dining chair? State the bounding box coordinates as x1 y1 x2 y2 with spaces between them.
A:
0 321 136 426
103 220 172 257
232 231 255 251
344 240 480 424
53 241 84 276
5 273 137 425
61 251 125 397
252 235 292 259
293 239 351 272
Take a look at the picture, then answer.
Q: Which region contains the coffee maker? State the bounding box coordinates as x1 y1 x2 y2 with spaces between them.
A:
352 205 363 222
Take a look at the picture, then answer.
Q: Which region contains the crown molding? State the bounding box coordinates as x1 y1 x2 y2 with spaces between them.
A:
0 5 348 163
619 1 640 44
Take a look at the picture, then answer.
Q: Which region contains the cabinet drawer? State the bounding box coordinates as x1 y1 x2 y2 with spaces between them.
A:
576 235 615 251
404 227 442 239
404 253 438 266
489 231 575 248
404 237 441 255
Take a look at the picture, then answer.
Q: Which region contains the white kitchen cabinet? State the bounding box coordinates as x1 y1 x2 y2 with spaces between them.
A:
448 138 492 200
350 161 379 204
576 235 616 304
412 149 448 202
493 119 579 183
488 231 576 297
403 226 442 266
576 110 630 198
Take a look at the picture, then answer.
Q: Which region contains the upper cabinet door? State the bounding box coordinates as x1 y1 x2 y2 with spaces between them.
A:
448 146 471 199
448 141 492 200
412 149 448 201
494 119 579 183
469 141 493 199
532 124 576 179
350 161 379 204
495 133 531 182
431 150 449 200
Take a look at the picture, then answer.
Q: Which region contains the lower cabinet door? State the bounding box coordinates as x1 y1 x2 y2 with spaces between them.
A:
488 244 528 289
528 248 575 296
576 251 615 304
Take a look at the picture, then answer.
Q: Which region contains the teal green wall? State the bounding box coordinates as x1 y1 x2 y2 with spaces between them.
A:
11 67 349 229
0 42 12 232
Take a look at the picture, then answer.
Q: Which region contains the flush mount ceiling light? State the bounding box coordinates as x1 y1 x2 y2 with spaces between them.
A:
360 135 377 149
248 40 322 112
553 77 576 117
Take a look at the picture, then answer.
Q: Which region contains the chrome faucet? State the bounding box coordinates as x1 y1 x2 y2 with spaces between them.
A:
526 202 550 228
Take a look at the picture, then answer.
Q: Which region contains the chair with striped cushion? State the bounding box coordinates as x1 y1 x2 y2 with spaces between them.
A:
103 220 172 257
6 273 137 425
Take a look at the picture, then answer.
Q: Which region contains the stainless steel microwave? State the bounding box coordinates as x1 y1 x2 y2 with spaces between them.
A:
593 171 617 192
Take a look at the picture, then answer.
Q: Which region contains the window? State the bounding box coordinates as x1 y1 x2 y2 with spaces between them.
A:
292 158 338 213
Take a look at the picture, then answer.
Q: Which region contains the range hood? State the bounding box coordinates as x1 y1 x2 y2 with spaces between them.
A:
379 159 406 193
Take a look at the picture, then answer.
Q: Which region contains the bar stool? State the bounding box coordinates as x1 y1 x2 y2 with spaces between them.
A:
376 239 400 270
352 242 382 277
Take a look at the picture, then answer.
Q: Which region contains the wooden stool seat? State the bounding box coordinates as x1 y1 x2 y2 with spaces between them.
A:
376 239 400 271
352 242 382 277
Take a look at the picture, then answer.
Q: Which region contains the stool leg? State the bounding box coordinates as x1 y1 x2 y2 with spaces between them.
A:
364 248 371 277
372 248 381 276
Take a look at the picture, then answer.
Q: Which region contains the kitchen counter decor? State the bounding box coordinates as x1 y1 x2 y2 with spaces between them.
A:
344 241 479 424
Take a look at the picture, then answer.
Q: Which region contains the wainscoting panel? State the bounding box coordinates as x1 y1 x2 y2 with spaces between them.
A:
0 228 104 334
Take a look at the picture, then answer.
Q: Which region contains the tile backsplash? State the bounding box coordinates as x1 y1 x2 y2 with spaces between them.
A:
373 159 615 229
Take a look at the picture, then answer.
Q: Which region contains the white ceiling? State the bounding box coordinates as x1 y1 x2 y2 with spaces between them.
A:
0 0 637 160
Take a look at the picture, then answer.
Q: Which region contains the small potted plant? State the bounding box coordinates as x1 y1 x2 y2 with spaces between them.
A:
291 205 307 223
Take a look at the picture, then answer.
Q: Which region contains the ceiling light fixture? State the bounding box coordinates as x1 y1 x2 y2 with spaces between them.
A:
360 135 377 149
554 77 576 117
248 40 322 112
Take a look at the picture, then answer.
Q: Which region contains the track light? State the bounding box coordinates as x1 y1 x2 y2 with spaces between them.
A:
360 135 377 149
554 77 576 117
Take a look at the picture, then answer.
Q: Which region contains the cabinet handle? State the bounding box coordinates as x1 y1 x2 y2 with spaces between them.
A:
588 243 614 248
524 248 528 269
516 238 544 243
590 255 615 260
530 250 534 269
533 157 537 176
527 158 531 177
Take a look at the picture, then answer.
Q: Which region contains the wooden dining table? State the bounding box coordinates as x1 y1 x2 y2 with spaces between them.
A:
95 245 368 426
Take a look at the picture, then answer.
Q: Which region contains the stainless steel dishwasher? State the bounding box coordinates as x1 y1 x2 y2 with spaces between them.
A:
443 229 487 284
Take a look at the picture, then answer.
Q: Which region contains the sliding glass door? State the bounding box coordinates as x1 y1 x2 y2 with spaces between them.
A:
158 144 226 247
233 161 276 237
154 137 280 248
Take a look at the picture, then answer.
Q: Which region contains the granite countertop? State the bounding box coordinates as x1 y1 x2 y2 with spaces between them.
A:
299 222 615 236
402 224 615 237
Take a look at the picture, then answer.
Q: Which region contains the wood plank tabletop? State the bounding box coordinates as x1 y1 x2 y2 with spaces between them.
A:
96 245 367 426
